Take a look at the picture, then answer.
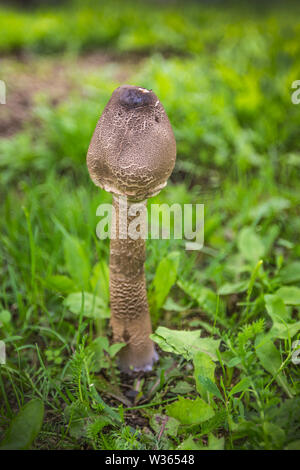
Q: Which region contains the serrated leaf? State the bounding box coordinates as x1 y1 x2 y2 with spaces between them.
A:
0 399 44 450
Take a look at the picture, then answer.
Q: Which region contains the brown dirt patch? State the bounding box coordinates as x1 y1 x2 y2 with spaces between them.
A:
0 58 71 137
0 52 142 138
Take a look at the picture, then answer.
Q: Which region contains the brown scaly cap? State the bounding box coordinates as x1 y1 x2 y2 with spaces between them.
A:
86 85 176 201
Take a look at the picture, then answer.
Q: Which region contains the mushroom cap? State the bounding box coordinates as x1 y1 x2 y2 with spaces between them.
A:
86 85 176 201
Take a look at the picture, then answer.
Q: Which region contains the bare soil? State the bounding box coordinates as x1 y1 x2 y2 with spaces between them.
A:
0 52 141 137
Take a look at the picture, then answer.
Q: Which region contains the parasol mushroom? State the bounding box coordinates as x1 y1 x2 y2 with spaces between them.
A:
87 85 176 372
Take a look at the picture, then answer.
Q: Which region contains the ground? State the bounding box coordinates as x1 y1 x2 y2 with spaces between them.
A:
0 0 300 451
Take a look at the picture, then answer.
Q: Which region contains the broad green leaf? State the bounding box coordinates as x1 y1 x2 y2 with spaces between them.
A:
279 262 300 284
63 235 90 290
90 336 110 351
227 357 242 368
262 224 280 255
192 337 221 361
265 294 290 322
177 435 202 450
151 326 220 361
0 309 11 326
275 286 300 305
152 252 180 310
285 440 300 450
46 274 76 294
109 342 126 358
193 351 218 401
250 197 290 220
163 297 188 312
204 434 225 450
265 295 300 339
263 422 285 449
255 336 294 398
151 327 202 360
149 414 180 437
166 396 214 426
237 226 265 263
218 281 248 296
269 321 300 340
177 279 223 318
170 381 194 394
63 292 110 319
90 261 109 305
0 399 44 450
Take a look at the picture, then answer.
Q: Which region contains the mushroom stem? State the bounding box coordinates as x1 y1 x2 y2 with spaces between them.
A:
87 85 176 373
109 196 158 372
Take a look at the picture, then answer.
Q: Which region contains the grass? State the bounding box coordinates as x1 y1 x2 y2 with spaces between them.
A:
0 0 300 450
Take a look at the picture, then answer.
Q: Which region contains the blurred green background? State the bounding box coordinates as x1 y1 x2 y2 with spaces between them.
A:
0 0 300 451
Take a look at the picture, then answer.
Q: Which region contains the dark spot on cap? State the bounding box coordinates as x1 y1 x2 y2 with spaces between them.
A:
119 87 152 108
